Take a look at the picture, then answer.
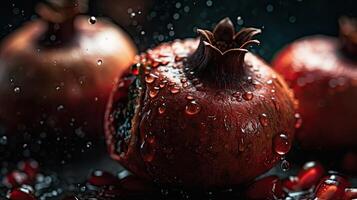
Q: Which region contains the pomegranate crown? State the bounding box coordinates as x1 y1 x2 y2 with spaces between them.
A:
187 18 261 87
37 0 88 23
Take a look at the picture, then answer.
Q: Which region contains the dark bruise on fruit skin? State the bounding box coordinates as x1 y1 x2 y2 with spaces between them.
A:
106 18 297 188
273 17 357 150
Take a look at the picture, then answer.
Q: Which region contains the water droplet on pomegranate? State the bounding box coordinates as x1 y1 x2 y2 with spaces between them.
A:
294 113 303 129
241 120 258 134
273 133 291 155
14 87 20 93
281 160 290 171
145 74 157 84
88 16 97 24
259 113 269 127
185 101 201 115
149 88 159 98
140 135 156 162
97 59 103 66
242 91 254 101
170 86 180 94
267 79 273 85
158 103 166 114
186 95 194 100
239 138 245 152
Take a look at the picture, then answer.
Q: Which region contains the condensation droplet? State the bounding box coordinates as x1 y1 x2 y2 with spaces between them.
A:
97 59 103 66
158 103 166 114
243 91 254 101
259 113 269 127
170 86 180 94
281 159 290 171
140 135 156 162
145 74 157 84
273 133 291 156
294 113 303 129
14 87 20 93
185 101 201 115
149 88 159 98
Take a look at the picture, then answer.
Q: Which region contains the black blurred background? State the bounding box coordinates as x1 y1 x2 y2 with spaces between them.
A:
0 0 357 61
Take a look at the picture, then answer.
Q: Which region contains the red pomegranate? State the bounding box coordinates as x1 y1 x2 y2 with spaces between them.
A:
0 0 136 140
272 17 357 150
105 18 297 188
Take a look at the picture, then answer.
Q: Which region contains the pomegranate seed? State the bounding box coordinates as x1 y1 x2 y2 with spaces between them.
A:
18 160 39 180
87 170 120 187
315 174 350 200
345 188 357 199
2 170 29 187
245 176 285 199
284 161 325 191
7 187 36 200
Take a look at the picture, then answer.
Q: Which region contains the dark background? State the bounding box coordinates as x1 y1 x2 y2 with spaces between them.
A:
0 0 356 61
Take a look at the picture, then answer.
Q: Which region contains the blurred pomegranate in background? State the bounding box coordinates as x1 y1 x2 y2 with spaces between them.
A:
273 17 357 150
0 0 136 161
105 18 297 188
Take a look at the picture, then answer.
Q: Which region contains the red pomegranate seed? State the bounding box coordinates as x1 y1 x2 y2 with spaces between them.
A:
2 170 29 188
245 176 285 199
315 175 350 200
283 161 325 191
283 176 299 191
18 160 39 180
87 170 120 187
345 188 357 199
7 187 36 200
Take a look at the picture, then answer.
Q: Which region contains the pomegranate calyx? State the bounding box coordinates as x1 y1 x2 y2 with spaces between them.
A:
339 16 357 58
36 0 88 46
187 18 261 88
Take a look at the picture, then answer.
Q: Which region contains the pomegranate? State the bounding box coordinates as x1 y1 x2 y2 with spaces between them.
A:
272 17 357 150
0 0 136 160
105 18 297 188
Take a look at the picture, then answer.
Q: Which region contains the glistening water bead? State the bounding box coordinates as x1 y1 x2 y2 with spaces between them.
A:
88 16 97 24
273 133 291 155
185 101 201 115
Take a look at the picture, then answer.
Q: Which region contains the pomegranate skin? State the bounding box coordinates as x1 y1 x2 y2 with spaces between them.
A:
273 36 357 150
106 18 297 188
0 16 136 137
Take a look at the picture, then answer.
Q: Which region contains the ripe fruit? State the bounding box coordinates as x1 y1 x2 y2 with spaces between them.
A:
105 18 297 188
272 17 357 150
0 0 136 159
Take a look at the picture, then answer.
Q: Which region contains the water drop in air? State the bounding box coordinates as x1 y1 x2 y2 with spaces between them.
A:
88 16 97 24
